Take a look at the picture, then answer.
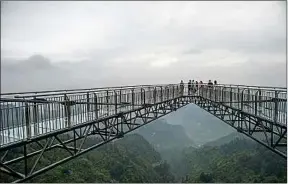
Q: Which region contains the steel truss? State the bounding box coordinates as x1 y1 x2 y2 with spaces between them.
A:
192 96 287 158
0 83 287 182
0 97 189 183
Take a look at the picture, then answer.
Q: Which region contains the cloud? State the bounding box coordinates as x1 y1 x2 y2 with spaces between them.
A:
1 1 286 92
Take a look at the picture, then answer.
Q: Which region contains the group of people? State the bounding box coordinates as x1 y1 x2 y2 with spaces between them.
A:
179 79 218 95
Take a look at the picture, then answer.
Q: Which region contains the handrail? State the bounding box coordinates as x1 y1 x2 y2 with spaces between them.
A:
1 82 285 96
0 83 286 99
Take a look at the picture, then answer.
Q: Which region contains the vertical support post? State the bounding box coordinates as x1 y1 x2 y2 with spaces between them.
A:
247 89 250 113
237 88 240 109
114 91 118 114
87 92 90 113
142 88 146 104
132 89 135 108
119 89 122 110
24 144 28 176
222 87 225 103
259 90 262 115
106 90 109 116
255 90 259 116
73 129 77 154
230 87 233 107
114 90 119 134
241 89 245 133
94 93 98 119
64 94 71 128
147 87 150 104
272 91 279 147
33 97 38 136
25 102 31 139
172 86 175 99
154 87 157 104
160 87 163 102
140 88 143 105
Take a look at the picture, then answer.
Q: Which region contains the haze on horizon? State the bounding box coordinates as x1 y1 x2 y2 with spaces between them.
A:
1 1 287 93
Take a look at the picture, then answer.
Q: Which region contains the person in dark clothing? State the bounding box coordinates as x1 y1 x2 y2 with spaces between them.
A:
199 81 204 95
208 80 213 88
214 80 218 101
208 80 213 99
180 80 184 96
195 81 198 91
188 80 192 95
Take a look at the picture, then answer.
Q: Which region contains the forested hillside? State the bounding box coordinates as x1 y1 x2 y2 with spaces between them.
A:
0 134 175 183
181 138 287 183
135 119 195 180
1 122 286 183
135 119 195 150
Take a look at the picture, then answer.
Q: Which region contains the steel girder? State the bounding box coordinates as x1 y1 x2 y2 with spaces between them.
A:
0 83 286 182
0 97 190 183
193 96 287 158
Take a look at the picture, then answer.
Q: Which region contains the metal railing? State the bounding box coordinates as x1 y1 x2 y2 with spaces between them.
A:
0 84 181 147
0 83 286 147
182 84 287 125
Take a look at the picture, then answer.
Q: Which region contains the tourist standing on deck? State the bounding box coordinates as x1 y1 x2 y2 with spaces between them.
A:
208 80 213 99
214 80 218 101
188 80 192 95
195 81 199 93
191 80 195 94
208 80 213 88
180 80 184 96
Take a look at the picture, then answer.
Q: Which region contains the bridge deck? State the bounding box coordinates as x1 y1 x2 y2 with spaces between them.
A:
1 84 287 148
0 83 287 182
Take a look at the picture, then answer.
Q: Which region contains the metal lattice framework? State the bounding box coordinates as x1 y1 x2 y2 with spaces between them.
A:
0 83 287 182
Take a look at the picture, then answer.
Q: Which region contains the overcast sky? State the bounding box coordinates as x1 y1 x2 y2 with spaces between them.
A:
1 1 287 92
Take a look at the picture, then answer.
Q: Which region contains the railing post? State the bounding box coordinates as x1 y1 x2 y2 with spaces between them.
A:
166 86 169 100
94 93 98 119
247 89 250 113
160 87 163 102
119 89 122 110
153 87 157 104
147 87 151 104
274 91 279 124
241 89 244 111
114 90 118 114
64 94 71 128
230 87 233 107
25 102 31 139
237 88 240 109
33 97 38 136
132 89 135 108
141 88 146 104
87 92 90 113
255 90 259 116
106 90 109 115
222 87 225 103
259 90 262 115
272 91 279 147
240 89 249 133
